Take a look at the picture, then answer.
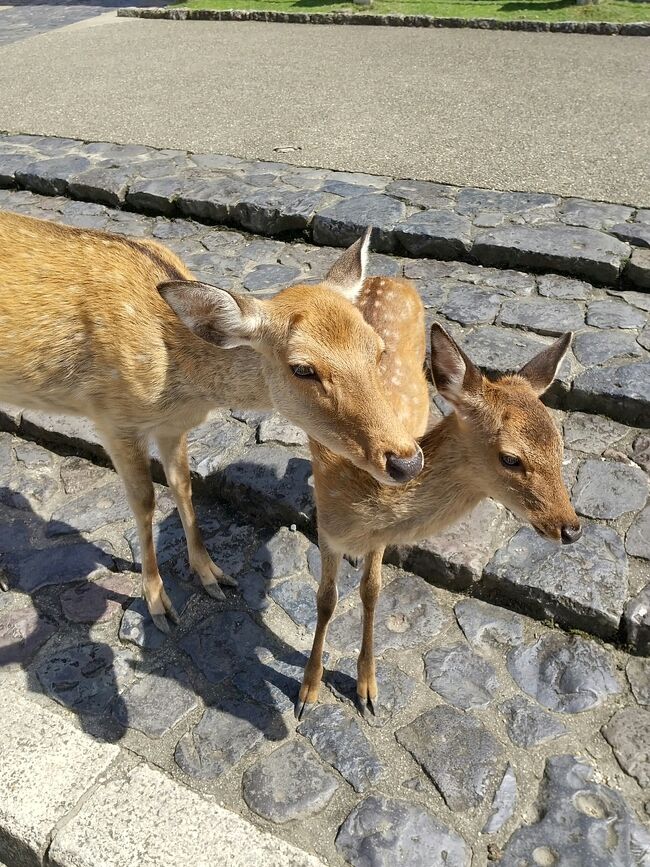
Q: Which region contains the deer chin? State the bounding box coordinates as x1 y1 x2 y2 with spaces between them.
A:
531 523 562 544
504 502 563 544
363 462 403 487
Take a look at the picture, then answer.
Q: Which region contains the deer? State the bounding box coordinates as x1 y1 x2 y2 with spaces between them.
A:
0 213 425 632
295 275 582 720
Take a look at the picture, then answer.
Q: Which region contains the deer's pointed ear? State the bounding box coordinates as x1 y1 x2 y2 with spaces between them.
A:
323 227 371 303
518 332 572 396
158 281 266 349
430 323 482 406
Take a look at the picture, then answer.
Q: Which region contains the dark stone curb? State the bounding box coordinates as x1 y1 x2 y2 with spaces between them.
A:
1 133 649 289
117 7 650 37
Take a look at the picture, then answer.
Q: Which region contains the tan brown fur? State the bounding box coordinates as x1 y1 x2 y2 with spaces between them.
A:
298 277 581 717
0 212 423 629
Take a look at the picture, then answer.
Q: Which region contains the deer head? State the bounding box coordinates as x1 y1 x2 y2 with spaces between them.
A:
159 230 423 486
430 324 581 544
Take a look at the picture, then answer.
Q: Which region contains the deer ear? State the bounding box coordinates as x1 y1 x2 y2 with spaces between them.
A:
429 323 482 406
323 227 371 303
158 281 265 349
518 333 572 396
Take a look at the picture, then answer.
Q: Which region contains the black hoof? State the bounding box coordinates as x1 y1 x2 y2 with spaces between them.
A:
203 582 226 600
294 697 316 722
151 613 172 634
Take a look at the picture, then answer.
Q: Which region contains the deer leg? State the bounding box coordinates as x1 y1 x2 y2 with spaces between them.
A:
100 430 179 633
155 430 236 601
357 547 384 716
295 539 341 721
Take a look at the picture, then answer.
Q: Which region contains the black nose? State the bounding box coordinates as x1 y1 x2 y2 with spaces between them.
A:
386 448 424 483
561 523 582 545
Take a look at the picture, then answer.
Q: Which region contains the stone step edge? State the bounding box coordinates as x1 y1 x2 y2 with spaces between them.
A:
0 688 324 867
117 7 650 37
2 135 649 290
2 405 646 655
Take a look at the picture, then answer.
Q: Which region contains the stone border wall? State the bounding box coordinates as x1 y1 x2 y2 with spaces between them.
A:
1 134 649 290
117 7 650 37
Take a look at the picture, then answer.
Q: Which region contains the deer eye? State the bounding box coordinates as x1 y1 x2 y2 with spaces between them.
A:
500 453 521 469
291 364 318 380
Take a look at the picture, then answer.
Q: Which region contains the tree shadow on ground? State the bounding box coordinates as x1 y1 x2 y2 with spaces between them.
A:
0 472 320 758
288 0 355 7
499 0 577 11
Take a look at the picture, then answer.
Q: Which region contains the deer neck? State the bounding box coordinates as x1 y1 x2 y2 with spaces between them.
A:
171 333 274 412
358 411 486 550
414 412 486 530
320 410 487 556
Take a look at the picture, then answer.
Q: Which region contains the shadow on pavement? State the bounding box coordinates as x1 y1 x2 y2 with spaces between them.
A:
0 480 318 754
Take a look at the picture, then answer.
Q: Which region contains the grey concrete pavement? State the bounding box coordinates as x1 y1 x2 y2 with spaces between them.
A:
0 18 647 203
48 764 326 867
0 690 119 866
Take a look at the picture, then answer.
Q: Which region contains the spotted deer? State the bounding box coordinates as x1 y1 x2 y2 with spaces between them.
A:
0 214 424 631
296 276 582 719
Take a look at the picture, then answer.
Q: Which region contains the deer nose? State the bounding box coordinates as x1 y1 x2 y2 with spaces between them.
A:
385 447 424 483
561 523 582 545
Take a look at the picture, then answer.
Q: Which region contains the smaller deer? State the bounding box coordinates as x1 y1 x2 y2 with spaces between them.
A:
296 276 581 719
0 215 424 631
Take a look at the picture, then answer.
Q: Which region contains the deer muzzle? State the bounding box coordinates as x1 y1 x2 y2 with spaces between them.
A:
561 522 582 545
385 446 424 484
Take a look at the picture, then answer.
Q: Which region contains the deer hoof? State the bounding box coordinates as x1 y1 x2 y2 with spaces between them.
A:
294 697 317 721
151 613 172 634
218 571 238 588
203 581 226 601
357 694 379 720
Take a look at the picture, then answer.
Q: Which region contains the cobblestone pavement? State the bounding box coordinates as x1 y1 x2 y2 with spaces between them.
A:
0 183 648 645
0 0 166 47
1 430 649 866
0 162 649 865
0 6 108 47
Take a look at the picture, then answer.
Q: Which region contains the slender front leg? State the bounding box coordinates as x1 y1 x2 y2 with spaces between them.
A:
100 429 179 633
155 430 236 600
357 547 384 715
295 537 341 720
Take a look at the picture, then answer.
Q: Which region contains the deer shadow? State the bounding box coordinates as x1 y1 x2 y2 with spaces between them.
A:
0 464 320 756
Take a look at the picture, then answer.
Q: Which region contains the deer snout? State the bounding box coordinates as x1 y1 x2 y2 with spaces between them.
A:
385 446 424 483
561 522 582 545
